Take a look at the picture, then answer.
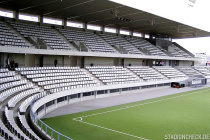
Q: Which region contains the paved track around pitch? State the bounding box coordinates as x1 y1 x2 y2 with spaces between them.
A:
43 84 210 119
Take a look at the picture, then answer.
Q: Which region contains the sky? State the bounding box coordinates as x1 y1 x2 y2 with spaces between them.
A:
110 0 210 55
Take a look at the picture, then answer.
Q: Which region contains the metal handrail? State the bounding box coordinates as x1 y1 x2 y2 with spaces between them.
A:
30 93 73 140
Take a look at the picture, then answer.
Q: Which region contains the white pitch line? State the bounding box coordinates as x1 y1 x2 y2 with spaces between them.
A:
75 119 148 140
72 88 210 140
74 88 210 119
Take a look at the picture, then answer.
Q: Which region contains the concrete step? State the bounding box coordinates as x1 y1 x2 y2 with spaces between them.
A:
53 28 77 51
81 68 104 85
97 34 119 53
173 67 188 77
152 67 167 79
4 21 35 49
126 68 140 78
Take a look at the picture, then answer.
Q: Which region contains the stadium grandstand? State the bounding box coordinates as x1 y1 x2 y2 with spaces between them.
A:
0 0 210 140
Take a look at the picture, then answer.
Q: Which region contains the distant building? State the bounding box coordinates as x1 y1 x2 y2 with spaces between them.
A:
194 53 209 66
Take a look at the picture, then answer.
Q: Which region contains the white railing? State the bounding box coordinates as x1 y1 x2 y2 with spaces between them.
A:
30 93 74 140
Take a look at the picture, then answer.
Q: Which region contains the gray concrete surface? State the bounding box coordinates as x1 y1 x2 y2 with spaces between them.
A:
43 84 210 119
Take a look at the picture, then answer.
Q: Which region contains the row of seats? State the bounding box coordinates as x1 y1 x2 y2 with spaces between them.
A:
87 66 191 84
25 72 87 79
0 79 27 92
86 66 141 84
32 75 87 82
127 66 167 81
176 66 202 77
193 66 210 76
5 107 31 140
0 68 9 73
0 75 21 84
169 44 192 58
17 67 100 91
0 21 29 48
44 81 98 90
153 66 187 79
38 77 93 86
205 66 210 72
16 66 80 71
0 71 15 78
20 69 82 75
58 28 116 53
0 118 18 140
0 20 194 57
9 21 70 50
0 83 33 102
126 37 168 56
19 92 48 113
87 66 121 71
8 87 41 108
100 34 142 54
18 113 41 140
49 83 99 93
0 69 42 140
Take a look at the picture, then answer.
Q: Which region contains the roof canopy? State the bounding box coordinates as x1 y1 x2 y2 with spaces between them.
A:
1 0 210 39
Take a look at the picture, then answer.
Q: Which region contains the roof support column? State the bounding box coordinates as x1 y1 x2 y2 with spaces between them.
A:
40 15 44 26
14 11 19 22
142 33 145 39
130 31 133 37
101 25 104 33
63 19 67 28
116 28 120 36
84 22 88 31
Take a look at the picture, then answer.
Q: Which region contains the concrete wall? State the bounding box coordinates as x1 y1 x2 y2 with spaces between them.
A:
147 59 154 67
113 58 120 66
124 58 143 66
43 55 63 67
63 56 79 67
41 55 78 67
63 56 70 66
179 60 193 66
85 57 114 66
12 54 25 67
35 55 42 67
77 56 83 67
25 54 35 67
165 60 170 66
0 53 5 68
69 56 77 66
0 52 196 68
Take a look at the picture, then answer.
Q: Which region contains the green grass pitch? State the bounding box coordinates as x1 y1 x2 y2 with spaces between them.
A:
42 87 210 140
